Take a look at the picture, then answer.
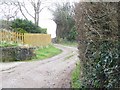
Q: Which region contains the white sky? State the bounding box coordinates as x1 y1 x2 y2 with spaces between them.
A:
0 0 80 38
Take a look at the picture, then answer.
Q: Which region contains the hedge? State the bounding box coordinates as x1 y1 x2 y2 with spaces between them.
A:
75 2 119 88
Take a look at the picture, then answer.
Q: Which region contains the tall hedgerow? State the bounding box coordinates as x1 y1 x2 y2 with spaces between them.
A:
75 2 119 88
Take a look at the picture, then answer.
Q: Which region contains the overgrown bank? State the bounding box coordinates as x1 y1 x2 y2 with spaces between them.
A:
1 45 62 62
1 46 35 62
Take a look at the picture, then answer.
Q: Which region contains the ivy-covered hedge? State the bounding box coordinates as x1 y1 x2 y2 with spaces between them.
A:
75 2 119 88
1 47 36 62
80 40 120 88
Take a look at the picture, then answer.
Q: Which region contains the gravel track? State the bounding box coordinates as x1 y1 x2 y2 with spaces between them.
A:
1 44 78 88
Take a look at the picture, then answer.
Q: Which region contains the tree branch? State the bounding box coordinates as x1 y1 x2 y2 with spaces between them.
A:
17 2 28 20
22 1 34 19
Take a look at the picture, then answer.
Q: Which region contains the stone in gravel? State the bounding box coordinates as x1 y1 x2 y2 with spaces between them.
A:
68 66 70 68
53 83 55 85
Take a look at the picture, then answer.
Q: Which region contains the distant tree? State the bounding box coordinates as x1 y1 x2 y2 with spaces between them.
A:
51 2 77 42
11 18 46 33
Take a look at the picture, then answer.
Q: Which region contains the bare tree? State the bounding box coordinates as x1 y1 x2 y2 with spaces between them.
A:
15 0 49 26
0 1 19 29
50 2 77 42
0 1 19 21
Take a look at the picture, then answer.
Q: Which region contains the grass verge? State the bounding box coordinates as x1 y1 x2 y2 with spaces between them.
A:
71 61 81 88
34 45 62 60
0 42 18 47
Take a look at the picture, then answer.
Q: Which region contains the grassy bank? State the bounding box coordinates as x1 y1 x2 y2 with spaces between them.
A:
35 45 62 60
71 61 81 88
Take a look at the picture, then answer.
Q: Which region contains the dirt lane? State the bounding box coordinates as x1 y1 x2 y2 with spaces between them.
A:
1 44 79 88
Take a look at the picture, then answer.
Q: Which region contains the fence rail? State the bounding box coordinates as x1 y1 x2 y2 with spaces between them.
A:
0 30 51 46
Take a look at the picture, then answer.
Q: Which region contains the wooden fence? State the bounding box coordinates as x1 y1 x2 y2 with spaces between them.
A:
24 33 51 46
0 30 51 46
